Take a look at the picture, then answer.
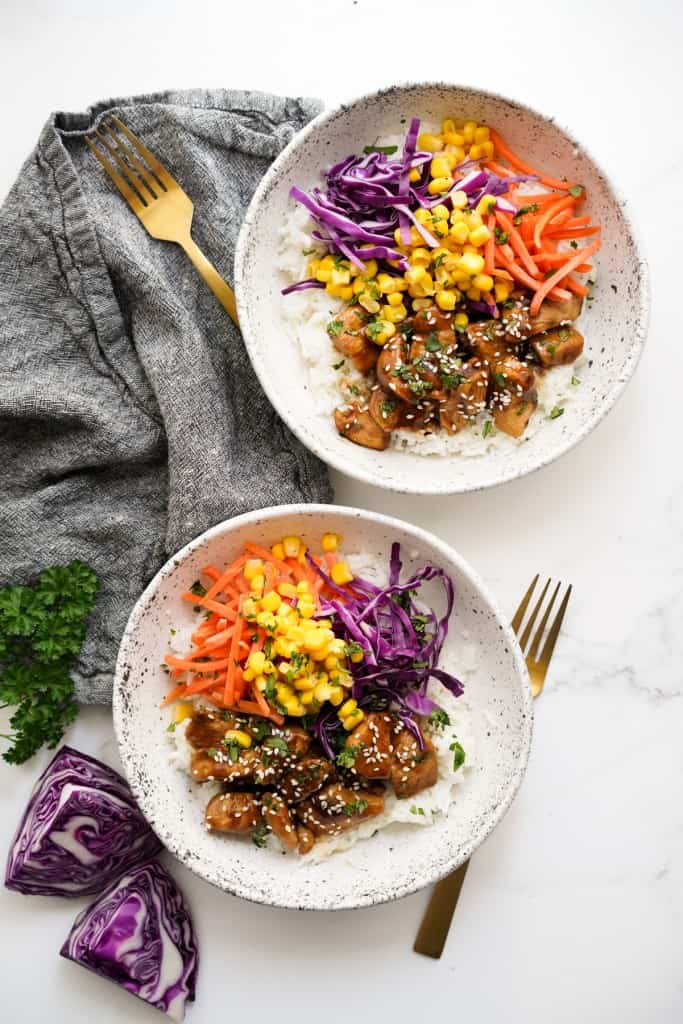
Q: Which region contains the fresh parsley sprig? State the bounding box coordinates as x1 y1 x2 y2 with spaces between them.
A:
0 561 98 764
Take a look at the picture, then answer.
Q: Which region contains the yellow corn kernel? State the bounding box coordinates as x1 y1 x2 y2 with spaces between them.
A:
300 690 319 708
449 221 469 245
270 542 285 561
172 702 194 724
469 144 483 161
481 140 494 160
360 259 378 279
409 247 431 268
370 320 396 345
341 708 365 730
456 251 486 276
432 204 450 221
434 265 453 287
338 285 354 302
328 685 345 707
247 650 266 675
474 126 490 143
430 155 452 179
302 630 327 653
352 277 366 296
272 637 293 659
411 297 432 311
454 312 469 329
494 281 511 303
224 729 252 749
332 671 353 689
298 601 315 620
315 267 332 283
408 167 421 182
306 258 320 278
384 303 408 324
254 675 267 693
441 118 455 134
260 590 282 614
284 698 306 717
242 597 258 619
276 680 295 701
417 132 443 152
327 638 346 658
445 144 466 164
330 561 354 585
330 267 351 286
435 289 457 311
320 532 338 552
313 681 333 704
476 194 498 218
285 625 305 646
324 655 340 672
466 286 482 302
443 131 466 148
386 291 403 307
463 120 477 143
250 573 265 595
358 291 381 315
242 668 255 682
296 580 310 595
340 698 357 717
243 558 264 582
473 273 494 293
256 610 276 631
428 176 453 195
296 545 308 565
275 582 296 601
294 674 317 692
282 536 302 558
469 224 492 248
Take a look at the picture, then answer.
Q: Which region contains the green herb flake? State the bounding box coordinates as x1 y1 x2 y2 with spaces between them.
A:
425 332 442 353
343 798 369 817
251 824 270 848
380 399 396 419
427 708 451 731
558 328 569 342
336 745 359 769
449 741 466 773
326 319 344 338
410 805 426 816
494 226 509 245
549 406 565 420
264 735 290 755
570 240 579 249
568 184 585 199
332 358 345 370
363 144 398 156
207 747 220 761
482 419 493 439
302 247 317 256
571 375 580 386
166 720 177 733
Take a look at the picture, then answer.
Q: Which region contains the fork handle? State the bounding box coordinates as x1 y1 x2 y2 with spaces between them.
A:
180 236 239 326
413 858 470 959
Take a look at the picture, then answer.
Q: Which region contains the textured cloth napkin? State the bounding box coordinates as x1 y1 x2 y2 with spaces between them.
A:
0 88 332 703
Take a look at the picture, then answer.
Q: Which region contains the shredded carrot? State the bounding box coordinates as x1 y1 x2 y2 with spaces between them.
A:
495 211 539 277
547 208 573 229
202 554 248 604
490 268 514 281
201 566 221 582
529 240 601 315
203 598 238 619
160 682 188 708
483 159 515 178
544 226 601 241
184 673 228 697
565 276 589 297
533 196 575 249
224 597 245 706
490 129 577 191
244 542 292 576
164 655 233 673
560 215 591 229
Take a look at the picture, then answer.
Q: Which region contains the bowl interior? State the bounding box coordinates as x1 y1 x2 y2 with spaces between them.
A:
114 505 532 910
235 83 648 494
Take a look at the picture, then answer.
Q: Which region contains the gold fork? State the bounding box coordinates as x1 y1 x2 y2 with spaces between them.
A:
86 116 238 326
413 575 572 960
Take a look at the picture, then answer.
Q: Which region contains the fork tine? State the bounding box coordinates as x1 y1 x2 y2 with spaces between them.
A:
527 580 561 662
98 122 159 201
511 574 539 636
537 584 572 673
92 128 154 205
519 577 550 652
109 115 176 190
85 136 145 215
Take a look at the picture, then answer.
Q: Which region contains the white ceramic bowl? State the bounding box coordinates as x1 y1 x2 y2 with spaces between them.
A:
113 504 532 910
235 82 649 494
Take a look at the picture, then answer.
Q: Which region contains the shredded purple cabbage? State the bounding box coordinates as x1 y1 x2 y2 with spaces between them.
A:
308 543 463 754
283 117 538 302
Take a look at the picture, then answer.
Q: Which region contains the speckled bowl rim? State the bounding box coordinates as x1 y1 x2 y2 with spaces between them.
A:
234 80 650 495
113 503 533 910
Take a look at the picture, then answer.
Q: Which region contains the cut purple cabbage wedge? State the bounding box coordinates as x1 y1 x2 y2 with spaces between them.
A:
5 745 162 897
60 859 198 1022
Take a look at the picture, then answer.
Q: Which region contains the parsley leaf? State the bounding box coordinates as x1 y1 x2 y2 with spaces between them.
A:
571 375 580 386
327 319 344 338
363 144 398 155
549 406 565 419
568 184 585 199
0 561 98 765
343 798 368 816
482 419 493 439
425 332 442 353
336 746 359 769
251 824 270 848
449 741 466 772
264 735 290 755
428 708 451 731
332 358 345 370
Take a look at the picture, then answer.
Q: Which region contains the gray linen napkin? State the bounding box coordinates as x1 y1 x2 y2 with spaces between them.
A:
0 88 332 703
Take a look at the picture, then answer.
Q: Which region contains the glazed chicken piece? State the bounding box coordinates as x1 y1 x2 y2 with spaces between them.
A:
344 712 395 780
376 335 415 404
531 325 584 367
500 298 532 343
205 792 261 833
185 711 236 750
439 360 490 433
278 756 334 804
390 730 438 799
412 306 457 346
528 294 583 336
466 320 511 365
368 387 405 431
262 792 298 851
490 356 538 438
401 400 439 430
270 725 312 760
334 403 390 450
329 305 378 373
296 825 315 855
296 784 384 836
191 746 285 785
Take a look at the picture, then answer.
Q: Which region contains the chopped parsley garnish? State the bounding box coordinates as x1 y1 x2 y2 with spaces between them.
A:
302 247 317 256
326 319 344 338
410 805 426 816
545 343 557 357
571 375 580 386
390 588 417 612
568 184 585 199
411 614 428 634
367 321 386 342
495 371 506 387
166 720 176 733
433 253 446 267
570 240 579 249
332 358 345 370
207 747 220 761
425 332 442 352
482 419 493 439
222 739 241 762
494 226 509 245
440 372 464 389
264 736 290 755
363 144 398 155
263 638 273 659
189 580 207 597
543 269 556 280
512 203 539 225
343 641 364 659
250 719 270 742
251 824 270 848
412 659 429 669
380 398 396 418
558 328 569 342
427 708 451 731
549 406 564 419
343 798 368 816
332 254 347 270
449 741 466 772
349 384 361 396
336 745 359 769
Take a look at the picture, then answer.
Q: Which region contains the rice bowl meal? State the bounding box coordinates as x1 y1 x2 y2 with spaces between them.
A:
279 115 600 456
162 532 476 859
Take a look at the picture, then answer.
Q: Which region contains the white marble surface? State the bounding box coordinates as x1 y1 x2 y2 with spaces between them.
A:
0 0 681 1021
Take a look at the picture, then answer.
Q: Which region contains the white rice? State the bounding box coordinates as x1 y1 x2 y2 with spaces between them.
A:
278 136 589 459
166 551 476 859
